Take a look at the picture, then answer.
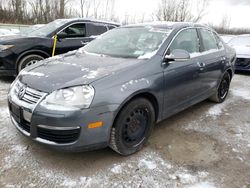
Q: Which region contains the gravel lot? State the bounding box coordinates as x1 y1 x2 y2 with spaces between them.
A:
0 74 250 188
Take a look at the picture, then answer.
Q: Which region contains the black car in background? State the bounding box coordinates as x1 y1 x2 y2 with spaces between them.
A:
0 19 120 76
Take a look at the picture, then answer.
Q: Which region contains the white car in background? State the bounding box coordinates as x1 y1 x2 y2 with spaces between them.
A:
220 35 235 43
228 34 250 72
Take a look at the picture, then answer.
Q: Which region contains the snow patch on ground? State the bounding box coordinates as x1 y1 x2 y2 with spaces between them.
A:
206 98 230 118
110 164 123 174
60 179 77 187
0 79 11 101
0 147 214 187
139 158 157 170
187 181 216 188
231 88 250 100
0 107 9 123
207 105 223 117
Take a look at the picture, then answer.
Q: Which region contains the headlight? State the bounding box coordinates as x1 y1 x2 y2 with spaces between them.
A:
41 85 95 110
0 45 14 52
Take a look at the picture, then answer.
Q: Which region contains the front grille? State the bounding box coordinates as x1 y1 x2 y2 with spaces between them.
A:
235 58 250 67
14 80 46 105
37 127 80 144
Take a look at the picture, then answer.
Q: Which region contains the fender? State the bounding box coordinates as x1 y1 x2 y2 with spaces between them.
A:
112 89 161 123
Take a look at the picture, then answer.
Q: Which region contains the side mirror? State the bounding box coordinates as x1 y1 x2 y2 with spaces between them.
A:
164 49 190 62
57 32 67 40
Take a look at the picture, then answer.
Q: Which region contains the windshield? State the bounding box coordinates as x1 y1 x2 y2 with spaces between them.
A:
229 36 250 46
82 27 172 59
29 20 69 37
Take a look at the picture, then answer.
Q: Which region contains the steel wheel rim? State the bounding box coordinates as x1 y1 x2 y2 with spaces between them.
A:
122 107 150 147
219 79 229 99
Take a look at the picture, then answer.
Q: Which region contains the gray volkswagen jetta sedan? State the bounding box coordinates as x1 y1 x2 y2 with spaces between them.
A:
8 22 236 155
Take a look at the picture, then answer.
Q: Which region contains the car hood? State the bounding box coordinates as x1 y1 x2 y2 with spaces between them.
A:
0 35 26 42
232 45 250 58
0 34 46 43
19 51 144 93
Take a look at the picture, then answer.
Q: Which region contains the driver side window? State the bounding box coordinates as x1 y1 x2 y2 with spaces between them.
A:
168 28 200 55
59 23 86 38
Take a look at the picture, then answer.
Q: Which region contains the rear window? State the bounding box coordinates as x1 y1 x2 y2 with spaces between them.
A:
214 33 224 50
87 23 108 37
200 29 218 51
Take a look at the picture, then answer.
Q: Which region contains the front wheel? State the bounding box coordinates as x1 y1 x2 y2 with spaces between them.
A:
18 54 44 73
209 72 231 103
109 98 155 155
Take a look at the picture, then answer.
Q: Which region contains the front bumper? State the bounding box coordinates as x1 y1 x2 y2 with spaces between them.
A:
0 50 17 76
8 82 119 151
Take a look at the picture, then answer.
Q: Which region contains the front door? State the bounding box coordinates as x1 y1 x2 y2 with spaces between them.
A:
56 23 91 55
163 28 203 117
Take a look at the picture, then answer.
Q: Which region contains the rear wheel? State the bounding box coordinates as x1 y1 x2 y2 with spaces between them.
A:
209 72 231 103
18 54 44 73
109 98 155 155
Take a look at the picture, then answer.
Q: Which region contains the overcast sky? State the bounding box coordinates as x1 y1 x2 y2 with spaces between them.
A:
111 0 250 28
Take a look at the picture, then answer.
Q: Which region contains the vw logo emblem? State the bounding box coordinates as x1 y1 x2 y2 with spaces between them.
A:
18 85 27 100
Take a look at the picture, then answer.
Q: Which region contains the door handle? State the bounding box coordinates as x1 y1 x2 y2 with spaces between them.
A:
197 62 206 68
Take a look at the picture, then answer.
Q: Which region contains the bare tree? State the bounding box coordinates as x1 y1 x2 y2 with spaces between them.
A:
59 0 65 18
80 0 86 18
220 14 231 30
155 0 208 22
193 0 209 22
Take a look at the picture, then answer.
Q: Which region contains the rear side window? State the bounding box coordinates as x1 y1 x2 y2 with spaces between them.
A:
214 33 224 50
87 23 108 37
59 23 86 38
200 29 218 51
169 28 200 54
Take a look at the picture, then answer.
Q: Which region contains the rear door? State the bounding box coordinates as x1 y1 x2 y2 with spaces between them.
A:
197 28 226 93
56 22 90 54
163 28 204 117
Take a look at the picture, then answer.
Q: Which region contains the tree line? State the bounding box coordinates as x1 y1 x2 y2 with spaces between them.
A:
0 0 249 34
0 0 210 24
0 0 117 24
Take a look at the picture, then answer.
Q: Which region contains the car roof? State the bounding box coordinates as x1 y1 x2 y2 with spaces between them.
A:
55 18 120 26
122 21 212 30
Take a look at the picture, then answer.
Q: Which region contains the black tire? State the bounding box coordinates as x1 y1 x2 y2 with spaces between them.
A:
18 54 44 73
209 72 231 103
109 98 155 156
